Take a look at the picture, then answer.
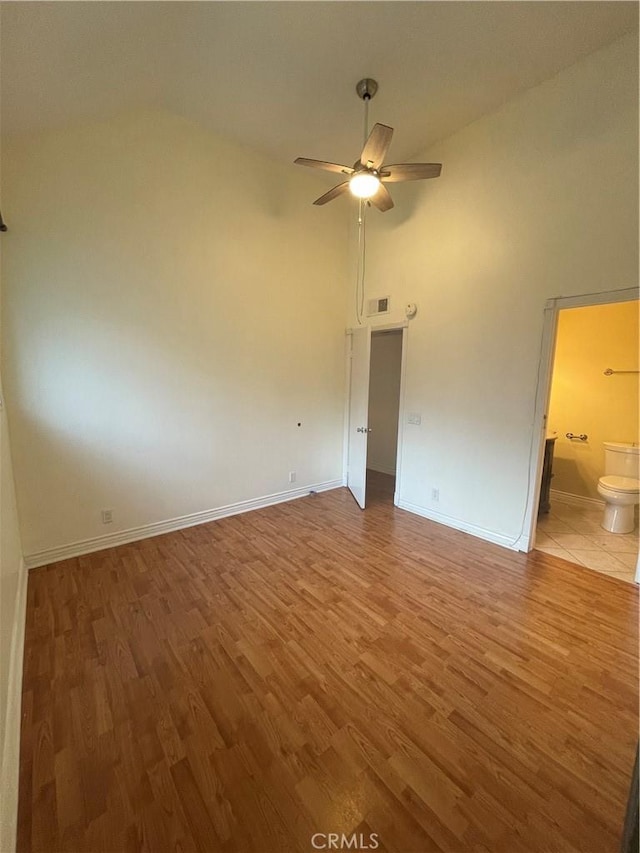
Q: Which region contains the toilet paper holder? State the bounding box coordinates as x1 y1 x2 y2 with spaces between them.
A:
566 433 588 441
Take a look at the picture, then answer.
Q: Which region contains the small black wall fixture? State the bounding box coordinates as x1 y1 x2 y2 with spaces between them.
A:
0 210 7 232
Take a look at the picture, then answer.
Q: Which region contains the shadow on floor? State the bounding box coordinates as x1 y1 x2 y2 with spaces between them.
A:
366 469 395 507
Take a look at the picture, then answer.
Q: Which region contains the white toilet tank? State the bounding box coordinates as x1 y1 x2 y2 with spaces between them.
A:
603 442 640 478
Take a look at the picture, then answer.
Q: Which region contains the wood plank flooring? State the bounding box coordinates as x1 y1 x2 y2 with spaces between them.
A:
18 475 638 852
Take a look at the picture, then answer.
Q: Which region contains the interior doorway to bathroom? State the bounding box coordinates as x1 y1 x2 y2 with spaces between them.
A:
528 289 639 584
346 324 406 510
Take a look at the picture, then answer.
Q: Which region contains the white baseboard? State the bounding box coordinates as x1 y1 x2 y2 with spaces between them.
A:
367 463 396 476
25 478 344 569
0 559 28 853
397 499 519 551
550 489 605 510
511 532 532 553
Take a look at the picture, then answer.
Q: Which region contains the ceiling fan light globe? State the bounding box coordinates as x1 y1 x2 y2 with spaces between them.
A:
349 172 380 199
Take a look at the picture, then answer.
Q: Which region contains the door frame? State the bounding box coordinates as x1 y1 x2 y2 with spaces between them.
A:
345 320 409 507
521 286 639 552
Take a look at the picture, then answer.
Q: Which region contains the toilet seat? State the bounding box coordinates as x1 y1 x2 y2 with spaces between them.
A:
598 475 640 493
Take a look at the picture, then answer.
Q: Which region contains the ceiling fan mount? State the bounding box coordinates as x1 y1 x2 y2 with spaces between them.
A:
294 79 442 212
355 78 378 101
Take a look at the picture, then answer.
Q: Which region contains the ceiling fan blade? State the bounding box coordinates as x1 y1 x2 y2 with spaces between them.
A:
380 163 442 182
360 123 393 170
369 183 394 213
313 181 350 206
294 157 354 176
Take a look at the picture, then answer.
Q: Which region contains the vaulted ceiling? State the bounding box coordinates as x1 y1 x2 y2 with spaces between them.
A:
1 2 637 165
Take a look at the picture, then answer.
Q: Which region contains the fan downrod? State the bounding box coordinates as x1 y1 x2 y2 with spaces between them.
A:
356 78 378 101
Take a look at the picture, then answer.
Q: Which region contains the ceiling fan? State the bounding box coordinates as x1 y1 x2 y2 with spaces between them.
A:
294 78 442 212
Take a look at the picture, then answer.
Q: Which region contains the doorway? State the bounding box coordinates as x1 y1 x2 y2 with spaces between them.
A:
527 289 639 584
366 329 403 507
346 324 406 510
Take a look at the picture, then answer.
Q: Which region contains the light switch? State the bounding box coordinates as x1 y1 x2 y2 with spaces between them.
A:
408 412 421 425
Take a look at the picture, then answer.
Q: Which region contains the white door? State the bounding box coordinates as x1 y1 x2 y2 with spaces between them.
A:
347 326 372 509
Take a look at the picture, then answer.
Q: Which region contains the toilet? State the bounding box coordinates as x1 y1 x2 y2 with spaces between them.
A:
596 442 640 534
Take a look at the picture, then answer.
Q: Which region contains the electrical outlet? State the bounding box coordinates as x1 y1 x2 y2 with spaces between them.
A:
101 509 113 524
431 488 439 502
289 471 296 483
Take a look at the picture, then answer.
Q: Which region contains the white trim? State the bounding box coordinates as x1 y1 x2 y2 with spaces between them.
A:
369 320 409 332
545 286 639 311
522 287 639 553
394 326 409 508
550 489 605 510
346 320 408 335
398 499 519 551
342 331 353 483
521 303 559 552
346 325 372 508
24 479 344 569
0 560 28 853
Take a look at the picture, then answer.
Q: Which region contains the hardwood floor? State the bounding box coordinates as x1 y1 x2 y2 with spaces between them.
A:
18 480 638 852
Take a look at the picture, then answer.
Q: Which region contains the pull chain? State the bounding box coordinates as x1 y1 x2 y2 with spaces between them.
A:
355 200 367 325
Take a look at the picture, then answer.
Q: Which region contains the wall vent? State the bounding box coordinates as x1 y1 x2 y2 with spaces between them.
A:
367 296 390 317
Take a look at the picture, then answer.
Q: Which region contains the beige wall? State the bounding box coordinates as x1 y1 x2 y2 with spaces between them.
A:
367 331 402 475
2 110 349 558
2 35 638 565
347 32 638 548
548 300 639 500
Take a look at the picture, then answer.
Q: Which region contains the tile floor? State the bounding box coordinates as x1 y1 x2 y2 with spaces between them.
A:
536 499 638 584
